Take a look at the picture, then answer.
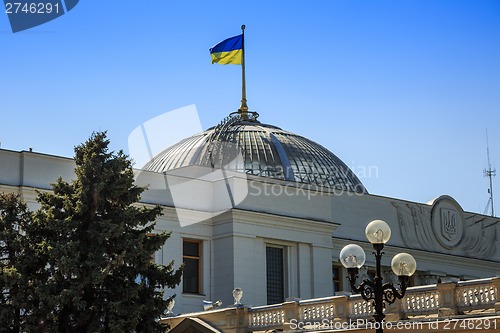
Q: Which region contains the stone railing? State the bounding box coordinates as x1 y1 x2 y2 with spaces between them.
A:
162 277 500 333
401 284 440 316
456 278 498 312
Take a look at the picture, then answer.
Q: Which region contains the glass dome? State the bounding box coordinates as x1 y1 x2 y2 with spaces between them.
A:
143 115 367 194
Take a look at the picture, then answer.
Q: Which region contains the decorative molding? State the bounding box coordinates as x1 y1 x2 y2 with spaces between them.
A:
393 196 498 260
430 196 465 249
230 209 339 235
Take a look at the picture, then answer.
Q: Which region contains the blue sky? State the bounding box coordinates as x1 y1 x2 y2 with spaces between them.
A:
1 0 499 215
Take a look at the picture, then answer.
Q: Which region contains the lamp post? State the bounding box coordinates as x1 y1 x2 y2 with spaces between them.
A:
340 220 417 333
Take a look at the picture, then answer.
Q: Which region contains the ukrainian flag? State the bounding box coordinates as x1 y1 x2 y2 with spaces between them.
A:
209 34 243 65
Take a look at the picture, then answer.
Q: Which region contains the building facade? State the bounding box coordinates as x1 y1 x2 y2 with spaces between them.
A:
0 112 499 315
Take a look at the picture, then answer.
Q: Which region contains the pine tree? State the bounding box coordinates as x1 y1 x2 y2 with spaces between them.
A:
0 193 33 333
32 131 182 332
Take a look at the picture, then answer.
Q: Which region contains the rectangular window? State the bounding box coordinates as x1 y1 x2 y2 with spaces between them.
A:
183 239 201 294
266 246 284 304
332 264 342 292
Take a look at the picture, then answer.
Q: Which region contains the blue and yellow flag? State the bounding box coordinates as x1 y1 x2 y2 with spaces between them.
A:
209 34 243 65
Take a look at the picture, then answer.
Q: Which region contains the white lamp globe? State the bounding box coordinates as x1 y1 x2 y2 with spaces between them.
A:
365 219 391 244
391 253 417 277
340 244 366 269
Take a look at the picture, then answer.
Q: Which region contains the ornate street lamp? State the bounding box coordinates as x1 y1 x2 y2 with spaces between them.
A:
340 220 417 333
232 288 243 306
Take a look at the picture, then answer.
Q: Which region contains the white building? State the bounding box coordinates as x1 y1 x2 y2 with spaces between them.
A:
1 111 498 315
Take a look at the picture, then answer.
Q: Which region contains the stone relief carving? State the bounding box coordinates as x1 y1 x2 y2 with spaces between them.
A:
392 196 498 259
430 198 465 249
461 215 497 259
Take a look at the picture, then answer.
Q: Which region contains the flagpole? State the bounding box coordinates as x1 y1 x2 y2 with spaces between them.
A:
239 24 249 120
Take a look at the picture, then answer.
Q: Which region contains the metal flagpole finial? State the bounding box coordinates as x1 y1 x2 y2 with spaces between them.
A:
238 24 249 120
